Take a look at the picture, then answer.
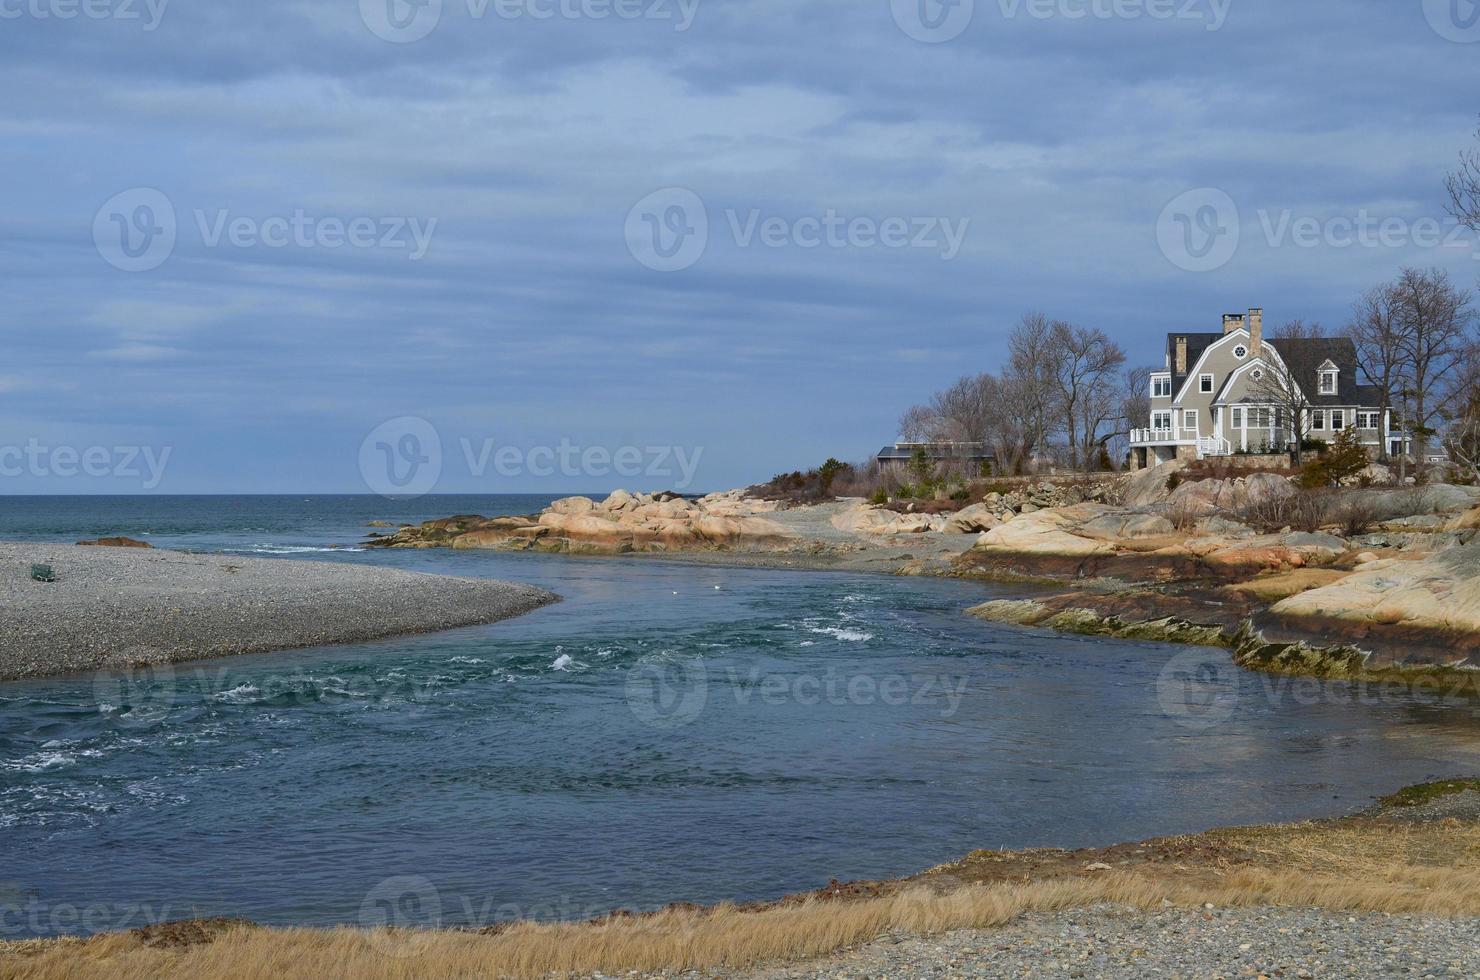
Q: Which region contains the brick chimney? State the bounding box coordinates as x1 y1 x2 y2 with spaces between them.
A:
1174 336 1188 374
1248 308 1263 354
1223 313 1245 334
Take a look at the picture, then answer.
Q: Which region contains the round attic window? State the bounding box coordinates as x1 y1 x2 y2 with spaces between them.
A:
1233 345 1248 359
1251 368 1264 381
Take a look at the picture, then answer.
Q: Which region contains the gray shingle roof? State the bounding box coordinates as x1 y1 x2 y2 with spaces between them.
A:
877 445 996 461
1266 337 1384 408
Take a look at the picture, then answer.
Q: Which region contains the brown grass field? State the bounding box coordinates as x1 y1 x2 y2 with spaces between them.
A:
5 785 1479 979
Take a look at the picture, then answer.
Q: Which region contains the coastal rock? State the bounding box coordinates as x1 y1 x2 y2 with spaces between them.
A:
943 504 1002 535
971 508 1117 558
1198 516 1256 538
1076 512 1175 542
1451 507 1480 532
1166 472 1293 517
1123 461 1183 508
1280 532 1349 560
549 496 596 516
76 537 153 548
1270 540 1480 639
380 490 799 556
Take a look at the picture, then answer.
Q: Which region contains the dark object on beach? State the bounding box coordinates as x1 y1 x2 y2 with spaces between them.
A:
77 537 153 549
30 564 56 583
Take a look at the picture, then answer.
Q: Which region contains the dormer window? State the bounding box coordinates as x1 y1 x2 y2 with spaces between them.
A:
1151 376 1172 398
1320 362 1343 396
1233 345 1248 359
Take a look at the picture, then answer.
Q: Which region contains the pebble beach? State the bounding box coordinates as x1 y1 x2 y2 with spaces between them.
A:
0 542 558 681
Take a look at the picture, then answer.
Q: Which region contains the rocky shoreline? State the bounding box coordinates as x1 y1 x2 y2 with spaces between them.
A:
369 465 1480 679
0 543 558 682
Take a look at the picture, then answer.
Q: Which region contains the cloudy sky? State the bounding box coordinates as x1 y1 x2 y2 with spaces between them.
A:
2 0 1478 494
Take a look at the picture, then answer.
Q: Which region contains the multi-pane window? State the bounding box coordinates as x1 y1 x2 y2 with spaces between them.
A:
1152 411 1173 431
1252 408 1272 428
1320 371 1337 395
1200 374 1214 393
1357 411 1381 429
1231 407 1244 429
1331 410 1345 430
1151 376 1172 398
1311 410 1325 431
1183 410 1197 431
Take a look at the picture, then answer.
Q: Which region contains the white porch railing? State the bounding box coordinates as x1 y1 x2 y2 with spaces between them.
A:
1197 436 1232 458
1129 427 1177 446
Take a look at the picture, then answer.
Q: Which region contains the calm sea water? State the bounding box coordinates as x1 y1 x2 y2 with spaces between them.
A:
2 495 1479 938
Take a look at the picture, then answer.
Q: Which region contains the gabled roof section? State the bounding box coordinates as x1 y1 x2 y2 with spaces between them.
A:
1166 331 1224 393
1264 337 1379 407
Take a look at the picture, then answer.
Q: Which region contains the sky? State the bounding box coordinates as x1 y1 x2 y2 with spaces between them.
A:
1 0 1478 495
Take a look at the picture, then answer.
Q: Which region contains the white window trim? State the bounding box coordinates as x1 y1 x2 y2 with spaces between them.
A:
1311 410 1325 431
1199 373 1214 393
1231 407 1244 429
1331 410 1344 430
1233 345 1248 359
1183 409 1198 432
1320 371 1338 395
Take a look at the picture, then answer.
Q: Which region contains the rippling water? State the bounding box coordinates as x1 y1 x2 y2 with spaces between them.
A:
2 495 1479 938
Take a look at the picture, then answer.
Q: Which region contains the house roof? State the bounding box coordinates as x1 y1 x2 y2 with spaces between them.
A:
1170 330 1387 410
1166 332 1224 391
1265 337 1384 408
877 444 996 461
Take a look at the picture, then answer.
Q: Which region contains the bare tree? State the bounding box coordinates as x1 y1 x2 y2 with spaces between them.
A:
898 404 942 442
1007 312 1065 469
1247 319 1328 467
1391 267 1476 476
1344 283 1406 461
1448 123 1480 231
1048 321 1126 471
1443 341 1480 482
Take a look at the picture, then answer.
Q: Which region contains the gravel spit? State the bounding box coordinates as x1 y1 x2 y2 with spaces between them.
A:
669 906 1480 979
0 543 558 681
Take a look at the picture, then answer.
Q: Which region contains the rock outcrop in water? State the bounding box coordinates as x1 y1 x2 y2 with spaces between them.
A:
370 490 800 556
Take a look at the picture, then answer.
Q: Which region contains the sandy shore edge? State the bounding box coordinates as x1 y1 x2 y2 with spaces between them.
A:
0 543 559 682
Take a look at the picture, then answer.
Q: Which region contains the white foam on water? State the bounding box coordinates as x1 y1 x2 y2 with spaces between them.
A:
3 751 76 773
213 683 261 704
227 545 366 555
806 626 874 642
551 654 577 672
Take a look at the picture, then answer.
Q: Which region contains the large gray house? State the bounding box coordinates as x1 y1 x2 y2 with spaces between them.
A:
1128 308 1392 470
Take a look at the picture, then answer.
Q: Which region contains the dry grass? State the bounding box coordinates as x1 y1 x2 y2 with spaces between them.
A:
6 814 1480 980
1223 568 1350 603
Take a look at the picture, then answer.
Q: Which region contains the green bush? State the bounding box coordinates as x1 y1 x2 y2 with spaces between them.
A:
818 458 848 495
870 488 889 505
1298 428 1368 489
